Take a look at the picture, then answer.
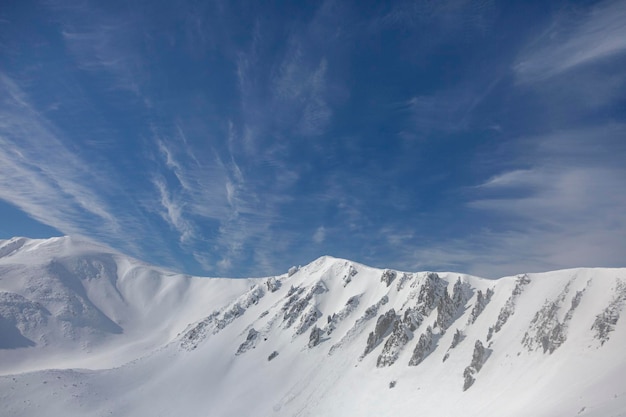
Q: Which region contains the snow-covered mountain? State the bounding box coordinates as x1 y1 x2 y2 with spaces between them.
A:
1 236 625 417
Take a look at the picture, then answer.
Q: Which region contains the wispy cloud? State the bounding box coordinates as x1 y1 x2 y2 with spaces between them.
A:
463 126 626 275
313 226 326 244
515 0 626 83
0 73 131 247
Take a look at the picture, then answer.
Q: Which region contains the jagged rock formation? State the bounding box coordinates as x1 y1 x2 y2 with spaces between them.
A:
342 264 358 286
282 280 327 329
363 309 398 358
442 329 464 362
329 295 388 355
377 319 412 367
467 288 494 325
324 295 361 335
180 311 219 351
308 325 323 348
521 280 588 354
463 340 489 391
592 280 626 346
236 328 259 355
436 278 472 332
487 274 530 341
396 273 413 291
381 270 397 287
408 326 435 366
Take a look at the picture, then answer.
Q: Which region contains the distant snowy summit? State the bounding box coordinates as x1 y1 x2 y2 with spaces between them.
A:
1 236 625 417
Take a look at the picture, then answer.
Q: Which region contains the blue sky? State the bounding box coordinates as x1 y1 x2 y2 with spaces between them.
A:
1 0 625 278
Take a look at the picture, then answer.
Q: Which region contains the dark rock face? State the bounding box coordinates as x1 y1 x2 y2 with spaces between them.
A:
463 340 489 391
363 309 398 358
487 275 531 341
308 325 323 348
450 329 463 349
467 288 494 325
343 265 359 287
329 296 388 356
282 280 327 329
408 326 434 366
325 295 361 335
268 351 279 361
522 280 589 354
377 319 412 367
381 270 397 287
236 328 259 355
592 280 626 346
436 278 472 332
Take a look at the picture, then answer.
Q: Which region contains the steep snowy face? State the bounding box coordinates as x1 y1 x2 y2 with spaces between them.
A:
1 237 625 417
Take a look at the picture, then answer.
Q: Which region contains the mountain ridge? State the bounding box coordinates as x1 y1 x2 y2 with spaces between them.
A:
1 236 625 416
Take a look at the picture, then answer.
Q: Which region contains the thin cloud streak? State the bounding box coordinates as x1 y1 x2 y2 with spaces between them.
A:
515 0 626 82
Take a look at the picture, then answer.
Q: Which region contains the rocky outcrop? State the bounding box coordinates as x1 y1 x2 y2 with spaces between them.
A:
522 279 588 354
324 295 361 335
377 319 413 367
308 325 323 348
265 277 282 293
236 328 259 355
592 280 626 346
487 274 530 341
396 273 413 291
342 264 359 287
408 326 434 366
363 309 398 358
381 270 397 287
467 288 494 325
282 280 327 329
328 295 388 355
463 340 489 391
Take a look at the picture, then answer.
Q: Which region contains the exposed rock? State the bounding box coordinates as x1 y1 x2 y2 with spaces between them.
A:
416 273 446 315
381 270 397 287
268 351 279 361
241 285 265 307
236 328 259 355
408 326 434 366
377 319 413 367
450 328 464 350
288 266 299 277
402 307 424 332
295 305 322 336
463 340 489 391
180 311 219 351
522 279 588 354
329 296 389 355
282 280 327 329
592 280 626 346
363 309 398 358
342 264 359 286
265 277 282 293
324 295 361 335
488 274 531 340
308 325 323 348
396 273 413 291
467 288 494 325
215 303 245 330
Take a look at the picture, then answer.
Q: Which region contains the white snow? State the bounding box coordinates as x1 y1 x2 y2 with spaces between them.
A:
1 236 625 416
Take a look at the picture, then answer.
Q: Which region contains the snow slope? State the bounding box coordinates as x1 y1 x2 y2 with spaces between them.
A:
1 236 625 417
